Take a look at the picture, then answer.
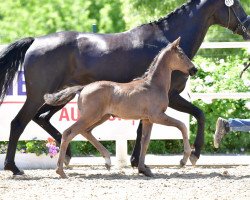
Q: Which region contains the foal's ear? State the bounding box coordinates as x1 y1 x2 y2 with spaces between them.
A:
171 37 181 48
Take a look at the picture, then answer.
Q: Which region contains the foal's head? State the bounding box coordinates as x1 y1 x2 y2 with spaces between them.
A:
166 37 197 76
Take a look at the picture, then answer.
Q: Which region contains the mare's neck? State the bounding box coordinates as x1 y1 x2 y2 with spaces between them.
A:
146 51 172 93
147 0 216 59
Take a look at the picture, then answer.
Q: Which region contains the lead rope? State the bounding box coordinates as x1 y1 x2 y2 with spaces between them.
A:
240 60 250 78
227 7 231 29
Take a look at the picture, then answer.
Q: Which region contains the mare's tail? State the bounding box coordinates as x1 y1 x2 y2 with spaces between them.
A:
44 85 85 106
0 37 35 104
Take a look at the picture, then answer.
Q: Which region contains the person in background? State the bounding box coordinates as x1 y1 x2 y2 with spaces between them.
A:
214 117 250 148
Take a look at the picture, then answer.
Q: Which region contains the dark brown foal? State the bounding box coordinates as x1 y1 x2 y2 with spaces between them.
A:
44 37 197 178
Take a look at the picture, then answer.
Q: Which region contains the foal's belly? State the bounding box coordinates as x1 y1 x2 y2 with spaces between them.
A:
110 109 148 120
108 96 152 120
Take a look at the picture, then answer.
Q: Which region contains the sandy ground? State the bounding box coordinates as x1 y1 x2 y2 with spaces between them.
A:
0 165 250 200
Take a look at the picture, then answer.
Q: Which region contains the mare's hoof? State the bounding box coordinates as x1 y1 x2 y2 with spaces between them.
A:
4 162 25 175
13 170 25 176
180 159 186 167
138 167 154 177
130 157 138 168
64 155 71 167
189 152 199 166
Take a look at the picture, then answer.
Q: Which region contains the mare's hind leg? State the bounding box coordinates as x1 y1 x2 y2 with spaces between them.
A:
169 91 204 165
150 113 192 167
138 120 153 177
4 98 44 175
33 103 72 166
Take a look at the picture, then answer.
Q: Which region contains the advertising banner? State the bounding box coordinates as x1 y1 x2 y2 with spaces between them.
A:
0 71 189 141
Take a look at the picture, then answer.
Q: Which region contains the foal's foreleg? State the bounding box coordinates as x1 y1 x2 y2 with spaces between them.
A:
169 92 204 165
138 120 153 177
150 113 191 166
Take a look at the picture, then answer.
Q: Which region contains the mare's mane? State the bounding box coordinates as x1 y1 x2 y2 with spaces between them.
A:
133 0 201 81
139 0 200 27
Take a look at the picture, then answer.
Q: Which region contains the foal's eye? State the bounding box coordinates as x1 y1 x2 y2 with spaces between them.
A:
179 51 184 58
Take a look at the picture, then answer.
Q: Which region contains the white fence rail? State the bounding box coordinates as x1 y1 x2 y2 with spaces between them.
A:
200 42 250 49
190 92 250 101
0 42 249 167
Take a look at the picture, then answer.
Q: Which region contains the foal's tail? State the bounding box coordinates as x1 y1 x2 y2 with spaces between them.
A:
44 85 85 106
0 37 35 104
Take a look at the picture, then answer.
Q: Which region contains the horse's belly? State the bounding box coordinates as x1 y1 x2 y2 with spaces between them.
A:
108 98 149 120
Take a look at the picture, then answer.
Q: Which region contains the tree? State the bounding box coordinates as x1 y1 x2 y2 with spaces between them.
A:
0 0 125 43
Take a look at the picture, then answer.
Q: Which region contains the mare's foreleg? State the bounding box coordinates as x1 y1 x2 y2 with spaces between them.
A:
33 104 72 166
150 113 191 167
169 91 205 165
130 120 143 168
138 120 153 177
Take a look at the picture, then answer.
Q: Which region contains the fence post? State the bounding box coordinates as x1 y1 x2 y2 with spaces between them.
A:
92 24 97 33
116 138 128 168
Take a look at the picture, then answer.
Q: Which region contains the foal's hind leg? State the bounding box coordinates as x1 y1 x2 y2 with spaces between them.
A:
56 119 86 178
33 103 72 166
150 113 191 166
57 128 77 178
84 114 112 170
82 131 112 170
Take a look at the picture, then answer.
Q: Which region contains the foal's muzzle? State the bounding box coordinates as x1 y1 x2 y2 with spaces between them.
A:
189 67 198 76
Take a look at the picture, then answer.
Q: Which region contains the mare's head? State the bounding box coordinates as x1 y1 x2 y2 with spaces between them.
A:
166 37 197 76
213 0 250 40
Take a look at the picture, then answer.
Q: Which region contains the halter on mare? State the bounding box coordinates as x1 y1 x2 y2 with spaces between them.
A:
225 0 250 77
226 0 249 36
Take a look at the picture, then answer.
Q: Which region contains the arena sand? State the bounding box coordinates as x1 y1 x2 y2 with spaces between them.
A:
0 165 250 200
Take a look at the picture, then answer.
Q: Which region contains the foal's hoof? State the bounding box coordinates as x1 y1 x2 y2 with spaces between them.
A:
180 159 186 167
105 163 111 171
56 168 68 179
138 167 154 177
104 157 111 171
64 155 71 167
189 152 199 166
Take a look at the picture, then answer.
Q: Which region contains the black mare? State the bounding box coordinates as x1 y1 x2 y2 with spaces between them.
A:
0 0 249 175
